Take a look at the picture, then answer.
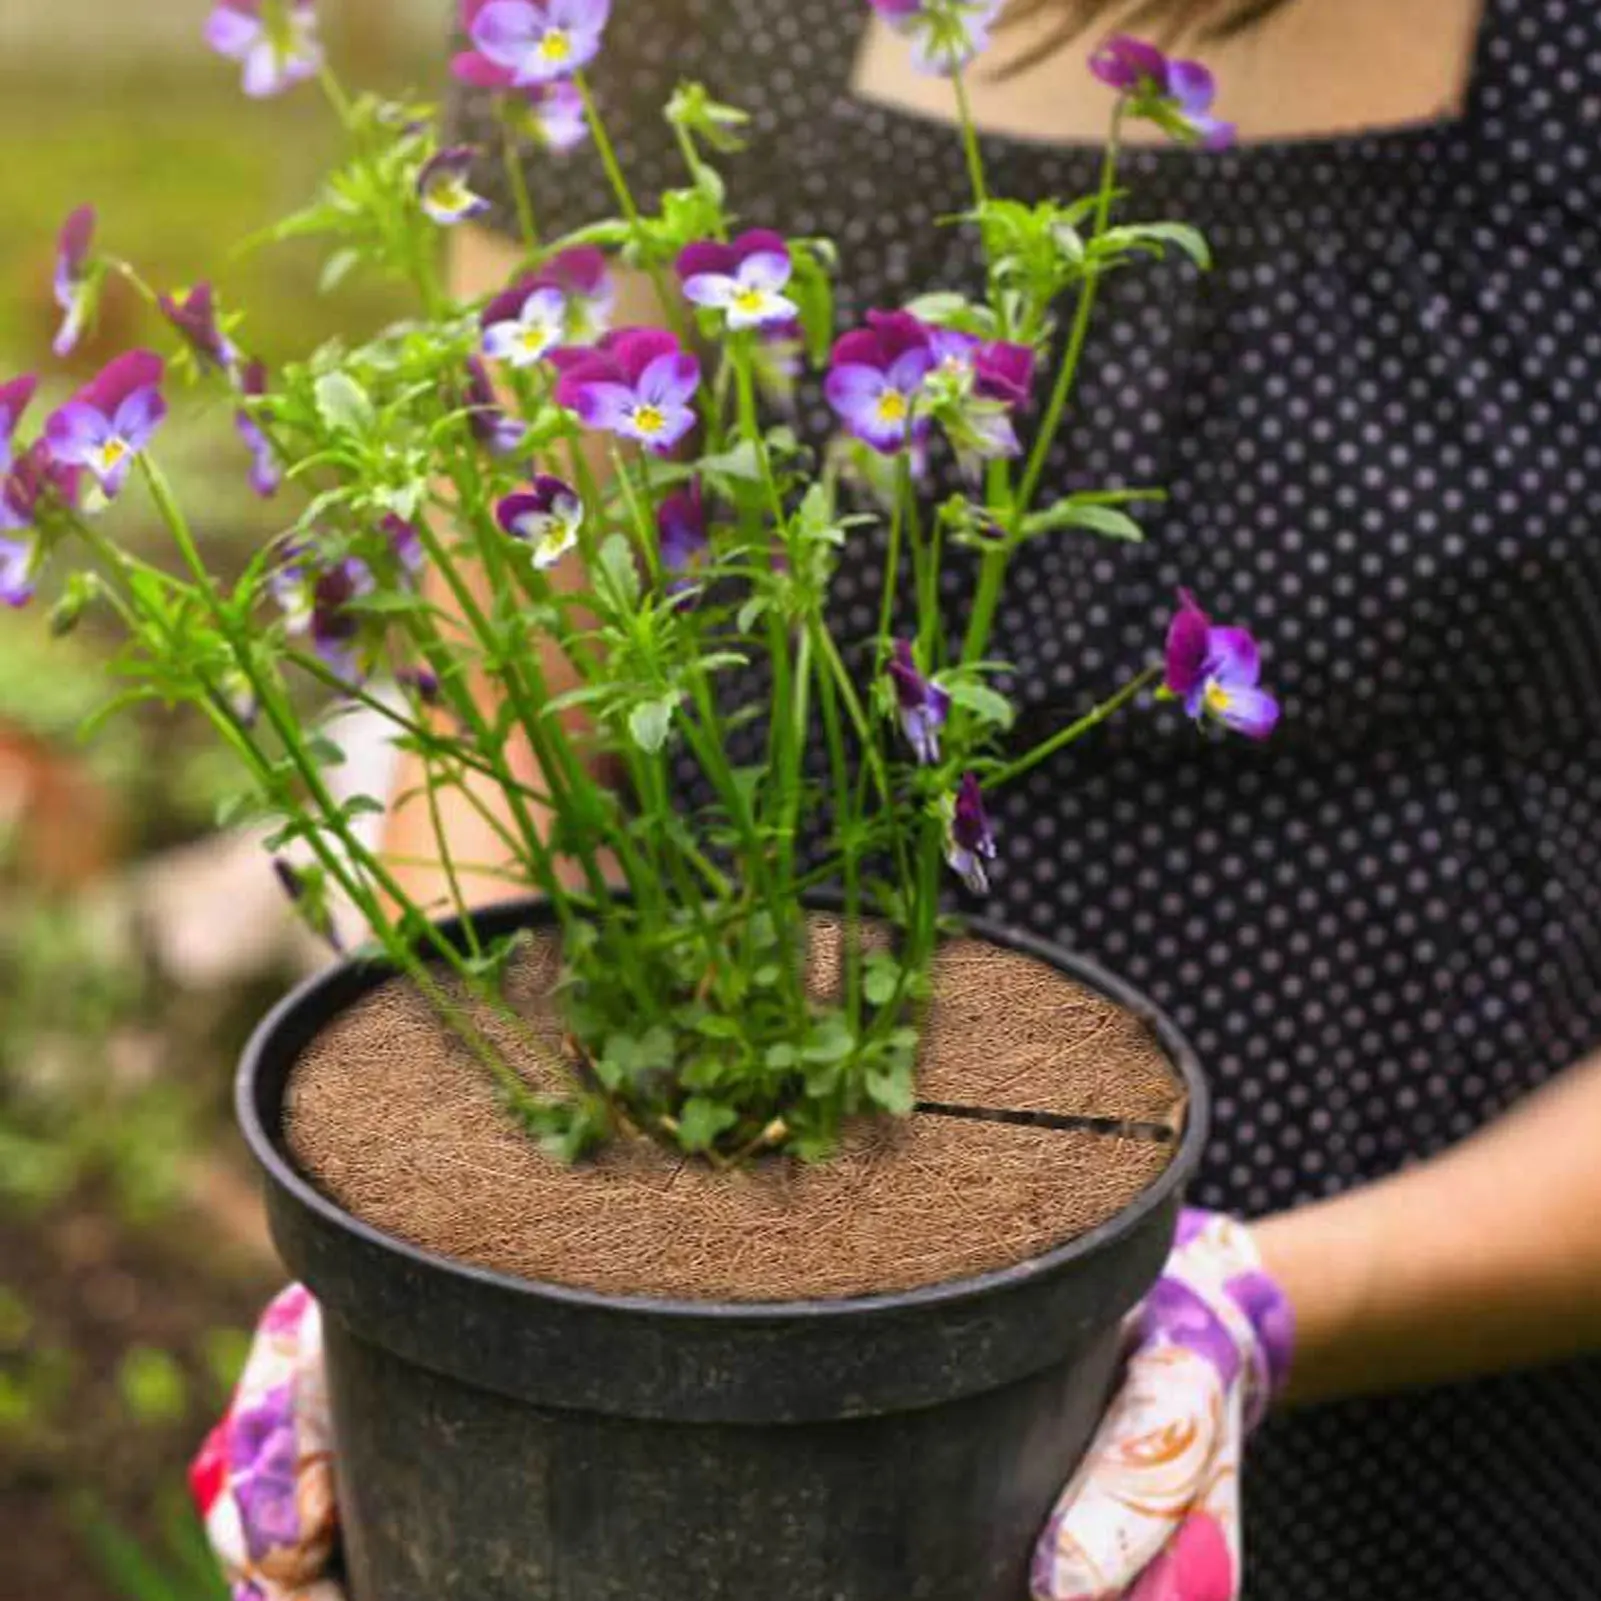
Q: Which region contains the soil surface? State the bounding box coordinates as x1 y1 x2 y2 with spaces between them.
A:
288 923 1188 1302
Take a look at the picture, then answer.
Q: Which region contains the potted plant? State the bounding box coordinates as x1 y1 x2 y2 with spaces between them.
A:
5 2 1277 1596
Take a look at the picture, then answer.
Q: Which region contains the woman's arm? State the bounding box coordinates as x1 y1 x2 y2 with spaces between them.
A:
1258 1051 1601 1404
381 224 659 908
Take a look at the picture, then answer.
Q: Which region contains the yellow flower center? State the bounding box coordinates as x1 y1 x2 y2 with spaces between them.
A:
432 177 472 212
875 390 909 425
1203 679 1232 717
538 27 572 62
733 287 767 315
520 326 552 355
100 438 129 470
632 403 666 436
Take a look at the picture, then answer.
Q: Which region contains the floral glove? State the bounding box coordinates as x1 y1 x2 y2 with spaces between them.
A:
189 1285 342 1601
1030 1209 1295 1601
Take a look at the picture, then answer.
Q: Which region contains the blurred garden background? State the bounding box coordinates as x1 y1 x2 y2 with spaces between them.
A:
0 5 441 1594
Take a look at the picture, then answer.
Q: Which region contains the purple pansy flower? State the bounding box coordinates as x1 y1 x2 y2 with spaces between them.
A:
157 283 241 376
204 0 323 99
417 146 491 227
870 0 1004 75
496 475 584 568
550 328 701 453
1164 590 1279 740
656 480 709 605
1089 34 1236 149
462 356 523 455
677 231 799 332
234 360 281 498
887 640 951 766
450 38 590 149
307 558 376 680
945 771 997 893
0 376 38 482
536 245 616 342
480 275 569 368
923 326 1037 468
52 205 96 359
397 664 443 704
465 0 611 87
825 310 936 455
45 350 167 497
381 514 425 577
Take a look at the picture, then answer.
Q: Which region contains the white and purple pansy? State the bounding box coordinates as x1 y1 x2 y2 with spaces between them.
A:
451 28 590 150
945 771 997 893
479 275 570 367
204 0 324 99
887 639 951 766
870 0 1005 76
417 146 491 227
45 350 167 498
824 310 937 456
1164 589 1279 740
52 205 96 359
464 0 611 88
676 231 799 332
923 327 1037 468
549 328 701 454
157 283 241 377
380 513 425 578
235 359 281 498
535 245 616 343
307 558 377 681
496 475 584 568
1089 33 1236 149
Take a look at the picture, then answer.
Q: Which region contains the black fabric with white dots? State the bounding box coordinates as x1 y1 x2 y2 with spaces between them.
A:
456 3 1601 1593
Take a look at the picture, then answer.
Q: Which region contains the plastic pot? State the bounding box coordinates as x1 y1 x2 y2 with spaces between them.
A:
238 898 1206 1601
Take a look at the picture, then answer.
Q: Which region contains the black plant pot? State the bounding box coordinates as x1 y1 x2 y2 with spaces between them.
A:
238 898 1206 1601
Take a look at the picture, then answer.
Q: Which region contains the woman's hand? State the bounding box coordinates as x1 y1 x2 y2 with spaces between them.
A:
1030 1210 1294 1601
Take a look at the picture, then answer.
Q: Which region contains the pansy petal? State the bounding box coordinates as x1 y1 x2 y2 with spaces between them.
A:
45 402 110 462
736 250 793 293
1206 625 1261 689
1217 685 1280 740
682 272 739 311
635 351 701 408
204 5 262 58
570 380 638 431
1164 594 1212 696
1167 58 1217 115
471 0 539 58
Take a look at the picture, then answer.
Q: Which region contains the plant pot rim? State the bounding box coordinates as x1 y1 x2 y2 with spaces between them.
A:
239 895 1208 1323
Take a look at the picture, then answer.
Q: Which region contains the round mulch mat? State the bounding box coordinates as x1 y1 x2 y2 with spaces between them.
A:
285 918 1187 1302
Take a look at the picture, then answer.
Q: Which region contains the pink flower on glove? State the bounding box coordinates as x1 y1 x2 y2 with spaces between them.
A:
1126 1514 1235 1601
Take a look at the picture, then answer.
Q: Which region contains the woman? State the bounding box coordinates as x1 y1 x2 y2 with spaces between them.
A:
208 2 1601 1596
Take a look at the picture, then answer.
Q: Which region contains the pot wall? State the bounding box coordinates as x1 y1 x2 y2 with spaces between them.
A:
241 899 1206 1601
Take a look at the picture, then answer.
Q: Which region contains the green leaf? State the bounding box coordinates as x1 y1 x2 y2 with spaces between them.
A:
596 533 641 610
863 952 901 1007
313 372 376 435
699 439 763 483
865 1064 916 1116
319 248 362 294
304 734 347 768
676 1096 739 1153
801 1014 855 1064
941 679 1015 729
1020 501 1145 542
628 694 677 753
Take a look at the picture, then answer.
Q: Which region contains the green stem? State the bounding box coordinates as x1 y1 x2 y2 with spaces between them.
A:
986 666 1161 789
951 71 989 211
500 113 541 252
